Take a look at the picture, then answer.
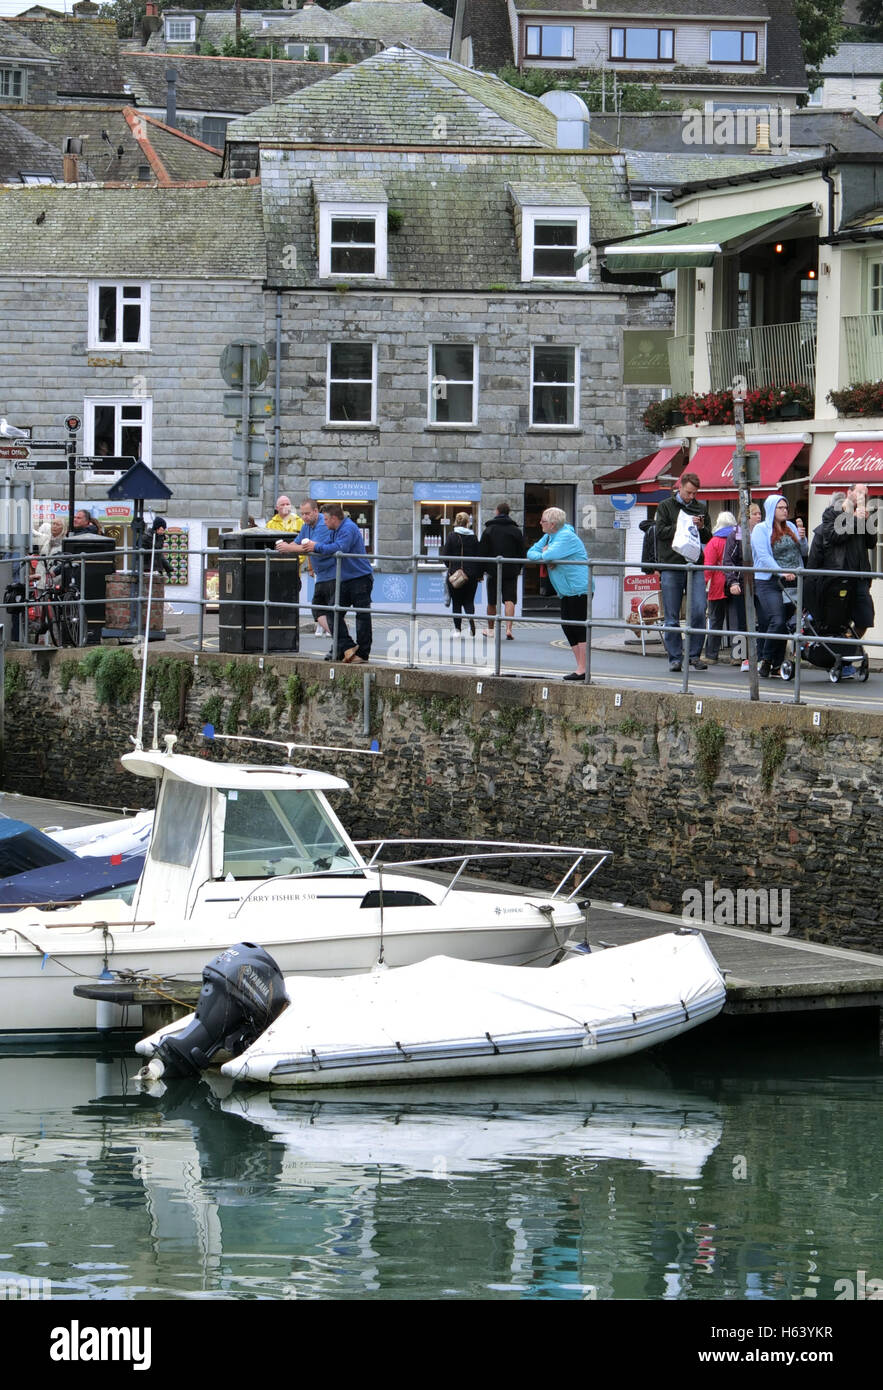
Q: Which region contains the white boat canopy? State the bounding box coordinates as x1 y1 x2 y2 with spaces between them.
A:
122 751 350 794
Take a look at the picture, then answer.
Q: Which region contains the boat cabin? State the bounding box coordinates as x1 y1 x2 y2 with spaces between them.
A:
122 751 364 919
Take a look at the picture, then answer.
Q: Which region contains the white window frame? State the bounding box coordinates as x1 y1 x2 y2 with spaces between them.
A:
87 282 150 351
165 17 196 41
326 342 377 425
530 345 580 429
521 208 590 283
427 344 478 426
285 42 330 61
525 25 574 59
83 396 153 479
0 68 25 101
318 202 388 280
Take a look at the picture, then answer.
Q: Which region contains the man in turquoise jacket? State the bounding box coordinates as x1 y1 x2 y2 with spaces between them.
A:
527 507 590 681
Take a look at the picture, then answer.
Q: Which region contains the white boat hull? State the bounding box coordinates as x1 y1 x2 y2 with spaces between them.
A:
0 898 581 1038
139 932 727 1087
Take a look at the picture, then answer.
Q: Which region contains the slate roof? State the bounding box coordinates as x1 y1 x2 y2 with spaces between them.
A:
333 1 451 50
592 109 883 154
120 51 346 116
0 182 265 276
260 146 636 288
2 16 124 95
0 110 85 182
5 105 222 183
227 46 570 146
459 0 514 70
0 16 54 63
259 10 373 43
514 0 771 13
625 149 823 188
820 43 883 76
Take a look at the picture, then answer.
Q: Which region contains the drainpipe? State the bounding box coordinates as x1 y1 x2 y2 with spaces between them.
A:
273 291 282 508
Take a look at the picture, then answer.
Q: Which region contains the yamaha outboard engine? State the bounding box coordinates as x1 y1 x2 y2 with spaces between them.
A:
154 943 289 1079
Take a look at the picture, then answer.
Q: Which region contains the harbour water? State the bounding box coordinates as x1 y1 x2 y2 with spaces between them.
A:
0 1020 879 1304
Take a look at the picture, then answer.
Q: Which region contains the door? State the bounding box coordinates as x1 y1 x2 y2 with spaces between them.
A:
522 484 576 605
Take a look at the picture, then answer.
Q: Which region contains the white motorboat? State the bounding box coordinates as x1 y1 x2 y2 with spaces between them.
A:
136 931 727 1087
0 740 610 1040
48 809 154 859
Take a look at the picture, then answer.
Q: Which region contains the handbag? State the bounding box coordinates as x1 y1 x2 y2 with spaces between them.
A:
448 567 469 589
672 508 702 564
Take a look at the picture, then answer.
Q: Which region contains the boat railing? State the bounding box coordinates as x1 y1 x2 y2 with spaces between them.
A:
352 839 613 904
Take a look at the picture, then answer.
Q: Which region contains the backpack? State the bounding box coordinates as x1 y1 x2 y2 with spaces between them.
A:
639 519 658 575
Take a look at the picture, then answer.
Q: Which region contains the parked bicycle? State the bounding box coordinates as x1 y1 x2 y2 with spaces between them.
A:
24 559 84 647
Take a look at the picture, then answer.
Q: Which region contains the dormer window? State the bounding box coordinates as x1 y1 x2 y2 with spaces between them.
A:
165 17 196 42
318 202 388 279
0 69 25 101
520 208 590 282
709 31 758 64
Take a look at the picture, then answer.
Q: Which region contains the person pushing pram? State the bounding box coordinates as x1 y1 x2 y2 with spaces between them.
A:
787 486 876 683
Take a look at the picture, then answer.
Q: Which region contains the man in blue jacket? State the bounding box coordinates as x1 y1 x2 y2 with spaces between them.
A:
298 504 373 662
275 499 337 651
526 507 590 680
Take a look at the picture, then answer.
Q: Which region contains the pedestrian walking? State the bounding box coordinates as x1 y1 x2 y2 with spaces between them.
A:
479 502 526 640
440 512 482 634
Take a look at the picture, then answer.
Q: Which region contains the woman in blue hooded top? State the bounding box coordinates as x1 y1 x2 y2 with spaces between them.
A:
750 493 807 678
527 507 590 680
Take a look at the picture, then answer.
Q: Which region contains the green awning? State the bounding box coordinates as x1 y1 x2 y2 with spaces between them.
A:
604 204 812 273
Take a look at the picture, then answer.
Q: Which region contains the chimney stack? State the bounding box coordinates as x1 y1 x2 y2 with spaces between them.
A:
63 136 82 184
145 1 158 14
165 66 177 128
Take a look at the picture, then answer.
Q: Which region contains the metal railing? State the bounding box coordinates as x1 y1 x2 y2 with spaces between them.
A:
3 540 882 706
707 321 816 394
842 312 883 386
354 839 612 904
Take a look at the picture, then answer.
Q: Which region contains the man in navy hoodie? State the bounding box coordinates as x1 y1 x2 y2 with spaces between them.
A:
298 504 373 662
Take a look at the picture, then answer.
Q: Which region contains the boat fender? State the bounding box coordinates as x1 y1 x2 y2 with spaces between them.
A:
152 942 289 1080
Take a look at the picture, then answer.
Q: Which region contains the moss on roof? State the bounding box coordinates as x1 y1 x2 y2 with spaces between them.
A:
0 182 265 277
227 46 566 147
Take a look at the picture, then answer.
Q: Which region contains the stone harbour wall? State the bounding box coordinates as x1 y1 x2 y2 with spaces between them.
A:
3 647 882 951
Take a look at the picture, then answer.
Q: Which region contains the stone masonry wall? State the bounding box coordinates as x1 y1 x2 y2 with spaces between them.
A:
277 288 668 562
4 648 882 952
1 275 265 520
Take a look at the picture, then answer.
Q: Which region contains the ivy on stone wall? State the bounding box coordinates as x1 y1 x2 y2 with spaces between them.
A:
79 648 140 707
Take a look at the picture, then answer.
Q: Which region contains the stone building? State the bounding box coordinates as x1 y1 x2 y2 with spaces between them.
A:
0 180 266 585
224 45 667 616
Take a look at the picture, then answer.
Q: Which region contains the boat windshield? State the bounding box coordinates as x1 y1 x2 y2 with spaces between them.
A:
220 788 361 880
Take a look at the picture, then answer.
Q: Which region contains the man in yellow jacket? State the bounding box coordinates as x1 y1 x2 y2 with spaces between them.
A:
266 495 303 535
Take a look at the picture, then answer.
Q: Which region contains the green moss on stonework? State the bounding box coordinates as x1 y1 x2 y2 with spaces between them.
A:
145 657 194 726
4 661 24 703
760 728 787 792
79 648 140 707
695 719 726 795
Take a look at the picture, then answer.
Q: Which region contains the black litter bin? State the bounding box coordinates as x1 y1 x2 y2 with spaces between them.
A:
218 530 300 654
62 534 116 645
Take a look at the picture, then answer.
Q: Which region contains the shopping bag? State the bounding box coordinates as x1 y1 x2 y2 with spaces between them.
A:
672 509 701 564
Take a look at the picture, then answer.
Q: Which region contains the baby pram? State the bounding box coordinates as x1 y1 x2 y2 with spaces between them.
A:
780 574 870 683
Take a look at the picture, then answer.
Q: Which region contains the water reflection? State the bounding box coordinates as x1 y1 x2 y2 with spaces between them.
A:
0 1043 878 1302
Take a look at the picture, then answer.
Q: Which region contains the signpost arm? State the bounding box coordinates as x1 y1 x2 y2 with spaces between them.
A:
732 377 759 701
66 423 77 526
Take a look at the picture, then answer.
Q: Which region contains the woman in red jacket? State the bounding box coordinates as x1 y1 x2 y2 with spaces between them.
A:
704 511 737 663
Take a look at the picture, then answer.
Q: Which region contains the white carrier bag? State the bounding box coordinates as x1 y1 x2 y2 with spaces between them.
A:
672 508 702 564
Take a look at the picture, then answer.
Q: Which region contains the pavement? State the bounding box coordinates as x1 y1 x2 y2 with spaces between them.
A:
151 605 883 715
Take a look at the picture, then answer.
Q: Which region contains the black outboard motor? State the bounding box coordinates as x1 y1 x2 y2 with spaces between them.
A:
155 943 289 1079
